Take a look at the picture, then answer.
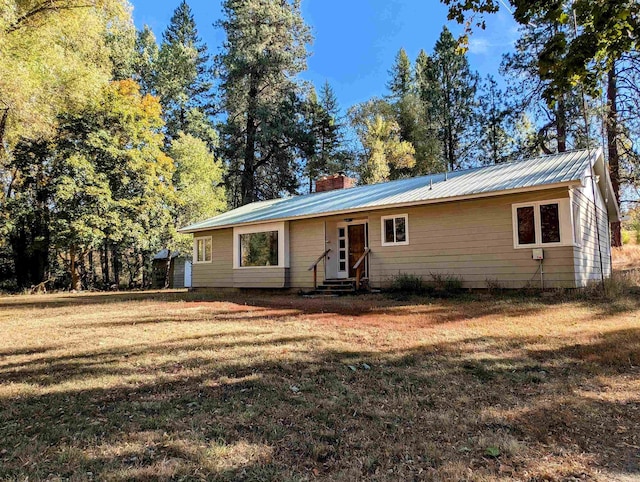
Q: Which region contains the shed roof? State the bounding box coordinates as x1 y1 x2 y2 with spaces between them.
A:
181 148 617 233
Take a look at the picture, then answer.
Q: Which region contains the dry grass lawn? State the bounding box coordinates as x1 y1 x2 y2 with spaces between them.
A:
613 244 640 272
1 290 639 481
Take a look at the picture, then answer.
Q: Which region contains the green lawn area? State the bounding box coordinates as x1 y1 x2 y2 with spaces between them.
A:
1 291 639 481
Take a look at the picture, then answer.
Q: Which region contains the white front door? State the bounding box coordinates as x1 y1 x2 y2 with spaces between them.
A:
336 224 348 279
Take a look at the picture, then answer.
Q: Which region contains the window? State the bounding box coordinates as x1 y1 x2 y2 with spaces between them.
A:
516 206 535 245
194 237 212 263
233 221 288 269
540 203 560 243
512 199 572 248
240 231 278 267
381 214 409 246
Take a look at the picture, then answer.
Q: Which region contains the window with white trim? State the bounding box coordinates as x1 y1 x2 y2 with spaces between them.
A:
239 231 279 267
194 236 212 263
381 214 409 246
232 221 289 269
512 199 572 248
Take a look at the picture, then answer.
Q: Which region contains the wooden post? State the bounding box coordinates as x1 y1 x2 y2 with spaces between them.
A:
356 265 361 291
313 265 317 289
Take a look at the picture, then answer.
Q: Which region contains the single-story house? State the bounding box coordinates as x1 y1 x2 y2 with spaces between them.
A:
179 148 619 290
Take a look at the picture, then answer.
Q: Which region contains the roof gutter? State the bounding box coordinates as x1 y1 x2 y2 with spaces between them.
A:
179 181 580 234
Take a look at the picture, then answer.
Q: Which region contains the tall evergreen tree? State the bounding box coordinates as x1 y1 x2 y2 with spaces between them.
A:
385 48 442 176
387 48 413 100
217 0 312 206
414 49 444 173
156 0 214 144
501 20 585 154
432 27 478 170
476 75 511 164
134 25 159 96
305 81 352 191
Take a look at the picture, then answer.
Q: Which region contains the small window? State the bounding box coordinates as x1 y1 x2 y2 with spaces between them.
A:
540 203 560 243
240 231 278 267
381 214 409 246
194 237 212 263
517 206 535 245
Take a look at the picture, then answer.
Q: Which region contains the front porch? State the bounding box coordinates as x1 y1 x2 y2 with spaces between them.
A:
307 217 372 293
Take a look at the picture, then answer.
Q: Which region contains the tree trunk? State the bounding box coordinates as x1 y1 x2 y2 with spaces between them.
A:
112 244 120 288
607 66 622 247
69 245 80 291
556 95 567 153
10 227 29 289
88 250 96 288
241 73 259 205
102 238 110 286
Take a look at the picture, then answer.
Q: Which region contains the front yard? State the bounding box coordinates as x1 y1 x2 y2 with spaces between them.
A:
1 291 639 481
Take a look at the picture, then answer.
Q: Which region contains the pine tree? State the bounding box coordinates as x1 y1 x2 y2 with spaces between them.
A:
305 81 352 191
134 25 159 96
432 27 478 170
156 0 214 144
476 75 511 164
387 48 413 100
217 0 313 206
501 20 584 154
414 49 443 173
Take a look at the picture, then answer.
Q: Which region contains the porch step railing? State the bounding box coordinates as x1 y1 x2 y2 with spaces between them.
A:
308 248 331 289
352 247 371 291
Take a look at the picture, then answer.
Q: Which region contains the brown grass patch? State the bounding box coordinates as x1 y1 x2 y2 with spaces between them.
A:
613 243 640 271
1 290 639 480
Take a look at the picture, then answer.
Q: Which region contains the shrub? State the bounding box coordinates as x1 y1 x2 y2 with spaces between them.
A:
429 272 463 294
389 273 425 294
484 278 503 294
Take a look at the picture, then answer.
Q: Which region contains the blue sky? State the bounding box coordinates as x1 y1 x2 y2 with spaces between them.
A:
131 0 520 111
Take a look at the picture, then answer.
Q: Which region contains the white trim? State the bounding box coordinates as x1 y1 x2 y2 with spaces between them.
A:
180 181 580 233
380 214 409 246
232 221 289 269
336 222 348 279
193 236 213 264
511 199 573 249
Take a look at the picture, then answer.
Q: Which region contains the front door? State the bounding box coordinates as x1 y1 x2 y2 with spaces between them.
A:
348 224 366 278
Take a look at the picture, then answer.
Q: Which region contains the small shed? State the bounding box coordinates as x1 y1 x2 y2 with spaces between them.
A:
152 250 192 289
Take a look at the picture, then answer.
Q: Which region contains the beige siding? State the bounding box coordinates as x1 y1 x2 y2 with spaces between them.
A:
573 186 612 287
289 218 325 288
191 188 585 290
192 229 233 288
365 188 576 289
191 227 289 289
233 268 288 288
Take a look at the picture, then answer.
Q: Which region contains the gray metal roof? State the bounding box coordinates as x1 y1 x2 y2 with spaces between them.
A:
181 149 601 232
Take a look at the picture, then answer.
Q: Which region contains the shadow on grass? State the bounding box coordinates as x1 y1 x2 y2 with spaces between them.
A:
1 320 639 480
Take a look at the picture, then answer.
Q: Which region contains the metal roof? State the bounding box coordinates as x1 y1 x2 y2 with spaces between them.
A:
181 149 603 232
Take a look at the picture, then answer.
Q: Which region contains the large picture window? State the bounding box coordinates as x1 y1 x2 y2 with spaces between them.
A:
381 214 409 246
240 231 279 267
194 237 212 263
512 200 571 248
233 222 288 269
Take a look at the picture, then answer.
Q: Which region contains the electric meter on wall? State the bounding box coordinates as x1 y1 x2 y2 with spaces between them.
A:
532 248 544 260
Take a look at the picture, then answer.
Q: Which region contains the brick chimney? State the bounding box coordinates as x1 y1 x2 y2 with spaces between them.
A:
315 172 356 193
